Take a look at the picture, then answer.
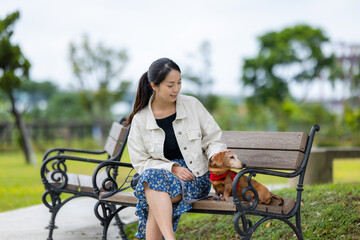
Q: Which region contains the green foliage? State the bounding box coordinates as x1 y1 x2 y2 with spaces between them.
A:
343 105 360 140
69 35 130 123
16 80 58 120
237 24 360 142
44 91 91 122
212 97 246 131
0 11 31 95
241 24 335 105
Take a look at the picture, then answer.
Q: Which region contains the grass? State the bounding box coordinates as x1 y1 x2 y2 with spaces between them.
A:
124 183 360 239
0 147 131 212
333 159 360 183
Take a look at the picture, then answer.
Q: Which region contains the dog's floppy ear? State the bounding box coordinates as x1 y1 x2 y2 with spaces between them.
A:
210 152 225 167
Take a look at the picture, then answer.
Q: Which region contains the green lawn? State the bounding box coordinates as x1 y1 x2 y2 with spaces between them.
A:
0 149 131 212
333 159 360 183
174 183 360 239
0 150 359 213
123 183 360 239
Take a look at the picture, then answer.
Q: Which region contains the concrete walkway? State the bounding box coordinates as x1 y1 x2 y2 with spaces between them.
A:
0 198 138 240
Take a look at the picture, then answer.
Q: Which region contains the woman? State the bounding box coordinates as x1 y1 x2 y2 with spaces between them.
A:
126 57 226 240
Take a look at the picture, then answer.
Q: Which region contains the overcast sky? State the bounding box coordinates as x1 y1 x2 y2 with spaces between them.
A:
1 0 359 101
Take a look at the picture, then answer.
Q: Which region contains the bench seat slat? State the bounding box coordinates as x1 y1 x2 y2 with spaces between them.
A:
78 174 93 192
79 170 110 192
47 172 79 191
230 149 304 170
222 131 308 152
99 192 295 215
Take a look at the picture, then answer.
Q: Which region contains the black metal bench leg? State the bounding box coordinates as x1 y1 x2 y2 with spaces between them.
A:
43 191 83 240
233 212 251 240
45 209 59 240
295 210 304 240
95 202 131 240
42 191 62 240
110 204 129 240
95 201 116 240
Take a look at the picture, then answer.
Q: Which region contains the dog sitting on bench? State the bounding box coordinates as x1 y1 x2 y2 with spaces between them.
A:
209 151 284 205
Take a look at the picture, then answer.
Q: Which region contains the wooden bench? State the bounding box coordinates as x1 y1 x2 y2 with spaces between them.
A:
92 124 320 240
40 120 130 240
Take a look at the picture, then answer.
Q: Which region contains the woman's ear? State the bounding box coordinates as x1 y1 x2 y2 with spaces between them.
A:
150 82 157 92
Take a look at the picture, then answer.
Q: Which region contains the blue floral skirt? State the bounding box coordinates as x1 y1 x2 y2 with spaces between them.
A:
133 159 211 239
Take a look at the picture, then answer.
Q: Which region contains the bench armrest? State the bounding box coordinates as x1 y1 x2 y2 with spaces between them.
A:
92 160 135 198
231 167 299 212
42 147 107 162
40 153 115 191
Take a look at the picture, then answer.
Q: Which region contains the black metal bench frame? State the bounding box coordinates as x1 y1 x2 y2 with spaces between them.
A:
92 124 320 240
40 120 130 240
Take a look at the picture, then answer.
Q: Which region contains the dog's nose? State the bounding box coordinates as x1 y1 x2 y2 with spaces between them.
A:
242 163 246 167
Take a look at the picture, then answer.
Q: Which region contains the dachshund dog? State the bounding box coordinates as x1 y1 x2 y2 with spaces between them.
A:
208 151 284 205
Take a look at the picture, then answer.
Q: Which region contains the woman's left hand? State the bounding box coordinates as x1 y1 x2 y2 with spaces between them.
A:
172 166 195 181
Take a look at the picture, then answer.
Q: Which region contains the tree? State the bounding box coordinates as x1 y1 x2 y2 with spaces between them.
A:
241 24 336 131
0 11 36 165
69 35 130 142
241 24 335 105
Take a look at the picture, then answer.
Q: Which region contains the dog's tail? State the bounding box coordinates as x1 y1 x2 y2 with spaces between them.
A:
271 193 284 206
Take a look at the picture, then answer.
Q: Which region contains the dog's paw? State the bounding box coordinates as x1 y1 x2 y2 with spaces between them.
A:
220 196 229 201
209 196 220 201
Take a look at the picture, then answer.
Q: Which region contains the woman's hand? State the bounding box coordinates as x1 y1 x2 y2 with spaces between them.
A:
172 166 195 182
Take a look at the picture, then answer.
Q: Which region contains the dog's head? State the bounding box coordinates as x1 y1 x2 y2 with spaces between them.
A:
209 151 246 170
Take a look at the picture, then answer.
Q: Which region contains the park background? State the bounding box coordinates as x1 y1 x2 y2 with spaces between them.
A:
1 1 360 239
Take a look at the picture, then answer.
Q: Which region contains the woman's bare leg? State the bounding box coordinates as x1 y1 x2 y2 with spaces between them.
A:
146 208 163 240
144 182 181 240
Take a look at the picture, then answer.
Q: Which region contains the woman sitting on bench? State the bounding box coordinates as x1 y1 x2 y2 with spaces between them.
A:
125 57 226 240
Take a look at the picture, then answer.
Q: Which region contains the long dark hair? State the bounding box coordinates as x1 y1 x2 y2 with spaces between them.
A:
125 58 181 126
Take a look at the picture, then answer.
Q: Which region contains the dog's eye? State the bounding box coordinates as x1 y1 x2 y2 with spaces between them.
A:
230 156 235 159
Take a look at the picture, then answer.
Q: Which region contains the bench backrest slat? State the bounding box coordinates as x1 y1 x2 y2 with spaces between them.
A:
222 131 308 170
229 149 304 170
104 122 128 157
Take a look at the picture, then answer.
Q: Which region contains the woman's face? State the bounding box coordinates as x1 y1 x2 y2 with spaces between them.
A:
152 69 182 103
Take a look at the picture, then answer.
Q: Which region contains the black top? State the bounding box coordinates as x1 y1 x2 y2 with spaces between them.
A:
156 113 183 160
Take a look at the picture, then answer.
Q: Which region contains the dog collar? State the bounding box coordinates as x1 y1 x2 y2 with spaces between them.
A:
210 170 236 181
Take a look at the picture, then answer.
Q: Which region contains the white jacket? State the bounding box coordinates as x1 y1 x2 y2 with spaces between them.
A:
128 94 227 177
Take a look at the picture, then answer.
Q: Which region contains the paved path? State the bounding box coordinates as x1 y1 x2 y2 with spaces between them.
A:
0 198 138 240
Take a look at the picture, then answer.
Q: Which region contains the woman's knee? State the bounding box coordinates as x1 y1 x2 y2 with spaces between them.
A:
171 194 182 204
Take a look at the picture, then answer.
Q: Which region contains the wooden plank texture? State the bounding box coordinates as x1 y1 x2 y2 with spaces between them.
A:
109 122 127 143
104 123 127 157
47 172 79 191
104 137 121 157
100 192 295 215
230 149 304 170
222 131 308 152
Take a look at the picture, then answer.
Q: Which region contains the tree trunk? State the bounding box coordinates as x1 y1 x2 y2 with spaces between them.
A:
9 93 37 165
